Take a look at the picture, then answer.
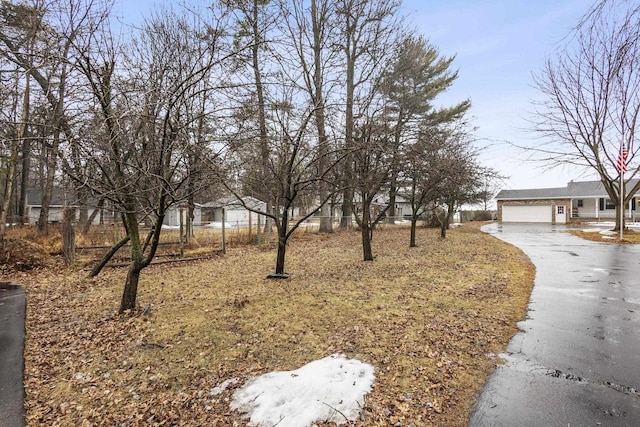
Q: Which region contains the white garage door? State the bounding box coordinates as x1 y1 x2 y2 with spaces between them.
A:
502 205 552 223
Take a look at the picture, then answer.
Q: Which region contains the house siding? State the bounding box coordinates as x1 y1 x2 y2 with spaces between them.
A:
497 199 571 223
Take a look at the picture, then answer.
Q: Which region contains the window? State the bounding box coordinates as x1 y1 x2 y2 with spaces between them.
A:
606 199 616 210
577 199 583 207
600 198 616 210
557 205 565 215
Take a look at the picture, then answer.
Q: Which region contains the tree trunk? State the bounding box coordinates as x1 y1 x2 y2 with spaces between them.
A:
319 204 333 233
311 0 333 234
82 198 104 234
340 8 355 230
62 207 75 265
410 216 417 247
77 187 89 230
120 262 142 313
447 201 455 230
119 209 143 313
89 235 130 278
38 131 59 236
249 0 274 237
269 211 289 278
361 202 373 261
19 136 30 225
341 188 353 229
440 213 447 239
387 180 397 224
274 237 287 275
18 73 31 226
0 142 19 234
0 72 29 234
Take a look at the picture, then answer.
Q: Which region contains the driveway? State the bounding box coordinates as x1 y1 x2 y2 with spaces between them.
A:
0 282 26 427
470 223 640 426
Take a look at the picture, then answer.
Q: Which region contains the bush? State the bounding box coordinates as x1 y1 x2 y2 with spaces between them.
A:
472 211 494 221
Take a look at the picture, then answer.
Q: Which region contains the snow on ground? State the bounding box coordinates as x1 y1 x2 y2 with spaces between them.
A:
160 224 181 230
586 221 640 230
203 221 234 229
229 354 375 427
583 221 640 236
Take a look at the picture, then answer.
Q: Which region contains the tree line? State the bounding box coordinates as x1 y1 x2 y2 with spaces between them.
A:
0 0 497 312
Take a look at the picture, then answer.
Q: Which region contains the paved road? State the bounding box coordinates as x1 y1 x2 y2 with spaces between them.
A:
0 282 26 427
470 223 640 427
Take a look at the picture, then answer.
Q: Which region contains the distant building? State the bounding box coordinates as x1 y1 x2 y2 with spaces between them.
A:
496 179 639 223
201 196 267 228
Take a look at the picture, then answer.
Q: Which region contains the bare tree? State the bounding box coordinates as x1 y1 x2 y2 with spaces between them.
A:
224 0 279 237
0 72 21 233
334 0 400 229
531 0 640 231
351 115 395 261
403 122 489 241
0 0 100 235
71 5 230 312
220 79 347 277
279 0 341 232
0 1 43 232
432 130 494 239
403 125 449 247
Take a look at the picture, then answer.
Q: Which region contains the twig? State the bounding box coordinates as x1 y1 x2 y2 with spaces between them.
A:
322 402 349 422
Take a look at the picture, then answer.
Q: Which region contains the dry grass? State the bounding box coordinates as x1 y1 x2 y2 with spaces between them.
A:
10 223 534 426
568 228 640 244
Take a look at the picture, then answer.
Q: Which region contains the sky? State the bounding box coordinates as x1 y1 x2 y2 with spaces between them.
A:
114 0 600 191
400 0 600 190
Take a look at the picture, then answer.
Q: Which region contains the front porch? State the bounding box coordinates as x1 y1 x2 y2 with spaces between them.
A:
569 197 638 221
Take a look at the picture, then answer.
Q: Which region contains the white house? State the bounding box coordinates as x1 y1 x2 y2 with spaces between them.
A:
496 179 639 223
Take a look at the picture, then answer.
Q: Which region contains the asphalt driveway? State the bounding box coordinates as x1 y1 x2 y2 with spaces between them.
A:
0 282 26 427
470 223 640 426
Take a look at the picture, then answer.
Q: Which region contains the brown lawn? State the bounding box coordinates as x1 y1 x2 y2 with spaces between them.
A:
6 223 534 426
568 227 640 244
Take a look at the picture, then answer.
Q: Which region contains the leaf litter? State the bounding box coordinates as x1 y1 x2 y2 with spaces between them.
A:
10 223 534 426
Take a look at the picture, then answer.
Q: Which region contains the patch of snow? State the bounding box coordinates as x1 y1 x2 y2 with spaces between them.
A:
586 221 640 230
161 224 181 230
230 353 375 427
581 228 604 233
203 221 234 229
600 230 616 236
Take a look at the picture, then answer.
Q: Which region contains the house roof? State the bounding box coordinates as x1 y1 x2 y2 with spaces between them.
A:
495 187 570 200
202 196 266 210
495 179 640 200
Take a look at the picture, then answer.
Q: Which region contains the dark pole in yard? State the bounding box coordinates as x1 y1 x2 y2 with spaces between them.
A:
222 208 226 254
179 206 185 258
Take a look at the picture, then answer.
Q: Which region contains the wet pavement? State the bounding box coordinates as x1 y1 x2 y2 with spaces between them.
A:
0 282 26 427
470 223 640 426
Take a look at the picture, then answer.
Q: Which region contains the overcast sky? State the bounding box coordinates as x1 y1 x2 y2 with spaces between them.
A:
401 0 599 190
115 0 600 191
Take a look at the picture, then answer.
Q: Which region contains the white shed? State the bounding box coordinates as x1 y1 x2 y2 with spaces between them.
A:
202 196 267 228
163 203 202 227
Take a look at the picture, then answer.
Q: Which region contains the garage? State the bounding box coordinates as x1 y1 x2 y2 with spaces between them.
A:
502 205 552 223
